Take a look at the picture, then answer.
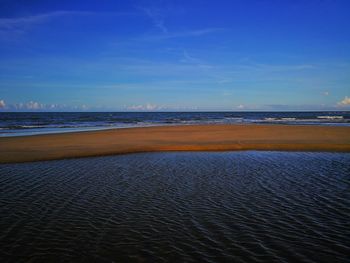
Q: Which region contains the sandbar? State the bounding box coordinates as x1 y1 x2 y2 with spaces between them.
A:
0 124 349 163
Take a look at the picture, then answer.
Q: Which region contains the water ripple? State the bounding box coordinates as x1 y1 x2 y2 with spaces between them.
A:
0 152 349 262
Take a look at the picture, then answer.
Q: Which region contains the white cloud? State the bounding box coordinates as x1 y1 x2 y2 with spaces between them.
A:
127 103 160 111
25 101 44 110
0 100 90 111
237 104 245 109
322 91 329 96
338 96 350 106
0 99 5 108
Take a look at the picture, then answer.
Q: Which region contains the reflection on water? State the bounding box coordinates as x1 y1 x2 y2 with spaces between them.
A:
0 152 349 262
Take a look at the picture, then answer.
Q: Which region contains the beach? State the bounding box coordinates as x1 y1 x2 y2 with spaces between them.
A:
1 124 349 163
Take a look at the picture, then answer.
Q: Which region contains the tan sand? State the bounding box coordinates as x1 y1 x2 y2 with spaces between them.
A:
0 124 349 163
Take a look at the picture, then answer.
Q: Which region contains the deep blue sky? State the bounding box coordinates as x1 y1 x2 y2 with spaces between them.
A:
0 0 349 111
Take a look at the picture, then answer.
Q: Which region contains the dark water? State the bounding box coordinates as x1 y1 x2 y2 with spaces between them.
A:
0 152 349 262
0 111 349 136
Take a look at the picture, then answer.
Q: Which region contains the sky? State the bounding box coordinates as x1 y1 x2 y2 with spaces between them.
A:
0 0 349 111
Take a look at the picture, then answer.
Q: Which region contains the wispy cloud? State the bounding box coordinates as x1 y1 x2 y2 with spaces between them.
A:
136 4 224 41
0 10 137 41
236 62 315 72
143 27 224 40
140 6 168 33
179 50 214 73
0 11 92 30
181 50 201 64
0 11 94 40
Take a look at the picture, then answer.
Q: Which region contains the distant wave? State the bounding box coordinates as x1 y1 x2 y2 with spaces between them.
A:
224 117 243 120
0 125 46 130
0 124 100 130
263 117 346 122
317 115 343 119
264 117 297 121
0 112 349 137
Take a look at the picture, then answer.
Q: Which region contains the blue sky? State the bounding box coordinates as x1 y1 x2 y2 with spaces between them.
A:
0 0 349 111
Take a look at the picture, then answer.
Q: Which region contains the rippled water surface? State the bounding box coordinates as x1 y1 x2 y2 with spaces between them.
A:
0 152 349 262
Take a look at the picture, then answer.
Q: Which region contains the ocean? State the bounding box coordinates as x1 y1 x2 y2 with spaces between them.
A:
0 152 349 262
0 111 349 137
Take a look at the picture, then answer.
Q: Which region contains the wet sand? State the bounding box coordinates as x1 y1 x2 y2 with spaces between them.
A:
0 124 349 163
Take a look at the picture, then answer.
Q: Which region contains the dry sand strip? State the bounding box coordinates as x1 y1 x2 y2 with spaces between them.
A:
1 124 350 163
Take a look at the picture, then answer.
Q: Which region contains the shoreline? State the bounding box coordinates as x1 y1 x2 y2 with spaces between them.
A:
1 121 350 138
1 124 349 163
